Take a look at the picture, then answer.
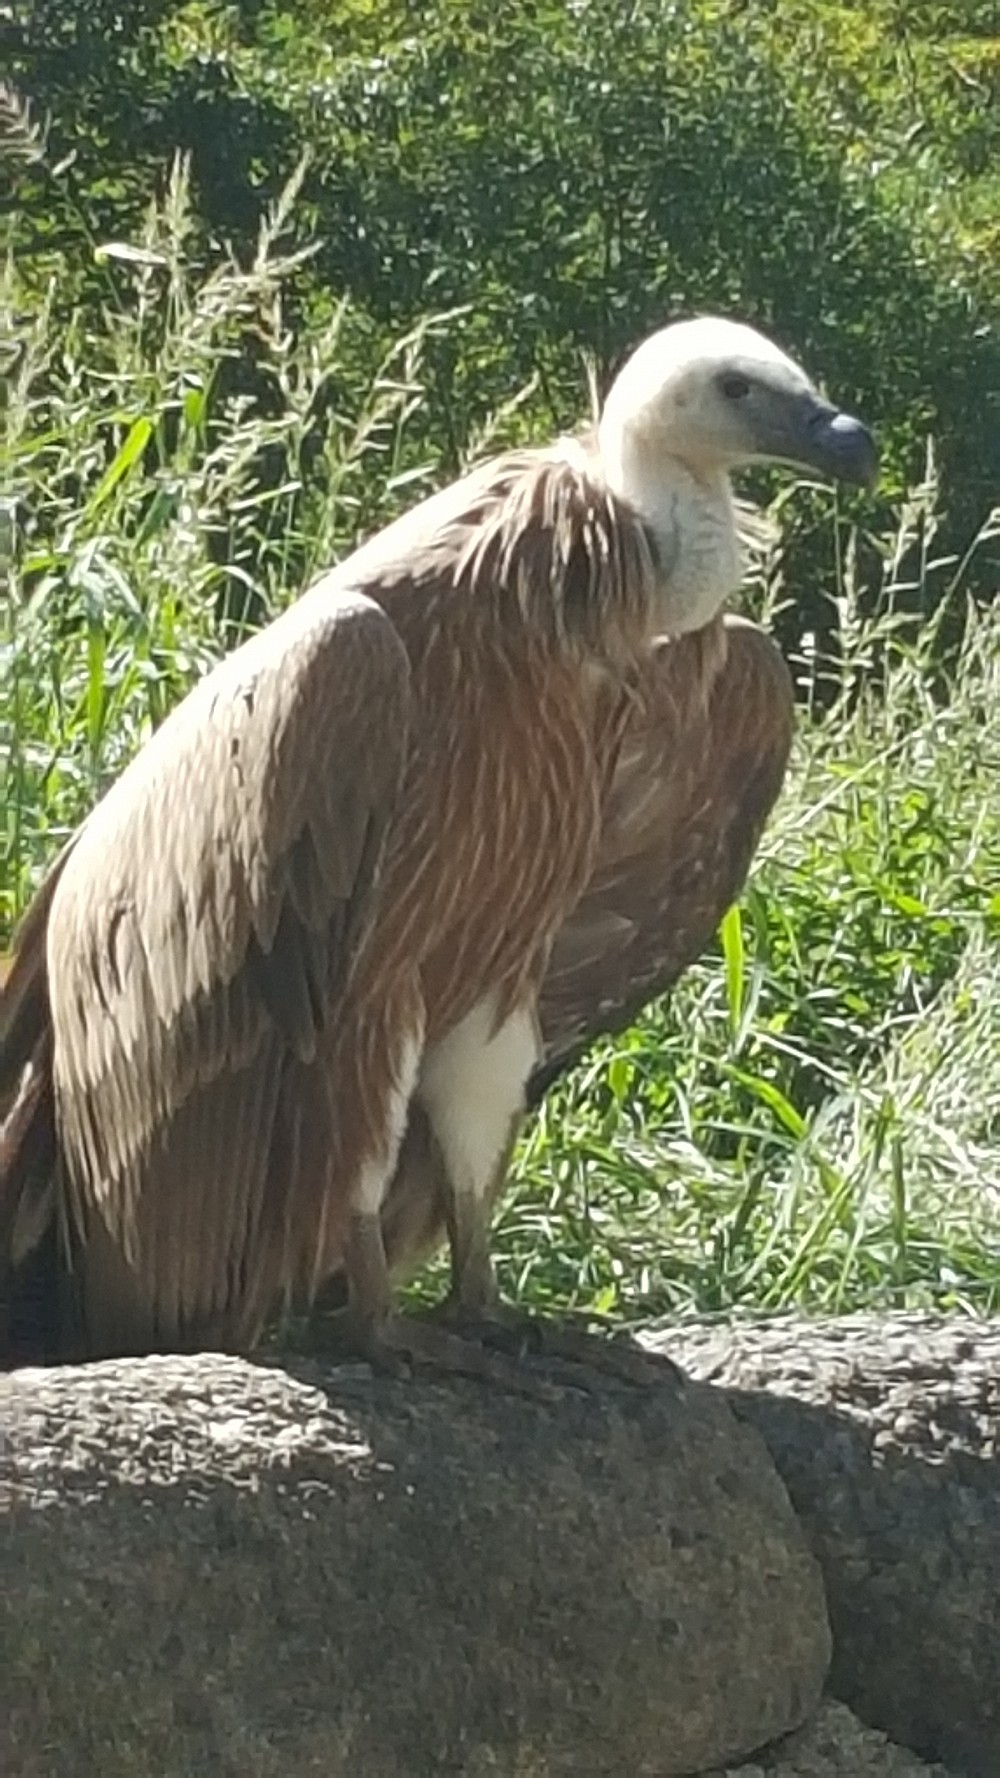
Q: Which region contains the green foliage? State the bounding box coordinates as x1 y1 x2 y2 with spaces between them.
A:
7 0 999 624
2 165 455 927
4 5 1000 1325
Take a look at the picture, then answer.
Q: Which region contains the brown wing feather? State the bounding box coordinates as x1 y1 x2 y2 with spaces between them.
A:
26 589 409 1355
1 840 79 1357
531 615 793 1097
2 837 78 1114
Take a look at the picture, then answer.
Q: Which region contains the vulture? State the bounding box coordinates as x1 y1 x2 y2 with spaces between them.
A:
0 317 877 1372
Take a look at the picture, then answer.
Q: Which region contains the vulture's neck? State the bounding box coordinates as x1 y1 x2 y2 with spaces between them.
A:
598 417 743 637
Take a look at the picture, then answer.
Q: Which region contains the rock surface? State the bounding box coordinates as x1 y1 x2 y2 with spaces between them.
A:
658 1313 999 1778
719 1699 952 1776
2 1348 828 1778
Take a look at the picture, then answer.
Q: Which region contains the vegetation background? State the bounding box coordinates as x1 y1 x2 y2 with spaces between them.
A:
3 0 999 1325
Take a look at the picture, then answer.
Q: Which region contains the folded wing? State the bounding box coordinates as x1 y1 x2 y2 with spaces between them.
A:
4 590 409 1354
531 616 793 1099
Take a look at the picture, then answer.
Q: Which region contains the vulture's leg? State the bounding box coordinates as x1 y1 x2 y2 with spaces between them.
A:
339 1205 560 1401
416 997 538 1318
435 1138 679 1388
415 1003 679 1391
317 1009 424 1371
327 1002 557 1397
363 997 563 1398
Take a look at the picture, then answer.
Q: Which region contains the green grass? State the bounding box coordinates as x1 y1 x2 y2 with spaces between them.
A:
4 169 999 1329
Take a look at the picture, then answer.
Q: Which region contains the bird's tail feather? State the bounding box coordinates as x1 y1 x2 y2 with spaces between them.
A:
1 841 76 1365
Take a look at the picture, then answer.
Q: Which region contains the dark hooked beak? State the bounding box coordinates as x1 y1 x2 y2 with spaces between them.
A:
800 398 879 490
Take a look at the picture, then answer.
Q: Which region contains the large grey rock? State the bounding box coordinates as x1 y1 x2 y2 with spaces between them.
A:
1 1350 829 1778
659 1313 1000 1778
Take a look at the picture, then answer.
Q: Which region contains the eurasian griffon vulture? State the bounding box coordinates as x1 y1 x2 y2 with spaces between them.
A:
0 318 876 1371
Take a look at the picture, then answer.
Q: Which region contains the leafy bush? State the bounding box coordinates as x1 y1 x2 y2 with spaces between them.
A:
7 1 999 632
3 164 461 927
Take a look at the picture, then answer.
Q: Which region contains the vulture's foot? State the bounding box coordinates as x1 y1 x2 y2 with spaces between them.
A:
435 1302 684 1392
392 1315 564 1401
303 1307 561 1402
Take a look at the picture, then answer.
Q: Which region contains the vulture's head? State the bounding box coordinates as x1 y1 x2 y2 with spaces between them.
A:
596 315 877 634
600 316 878 492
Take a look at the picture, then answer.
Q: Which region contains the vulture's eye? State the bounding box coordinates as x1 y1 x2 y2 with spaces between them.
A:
721 374 751 401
